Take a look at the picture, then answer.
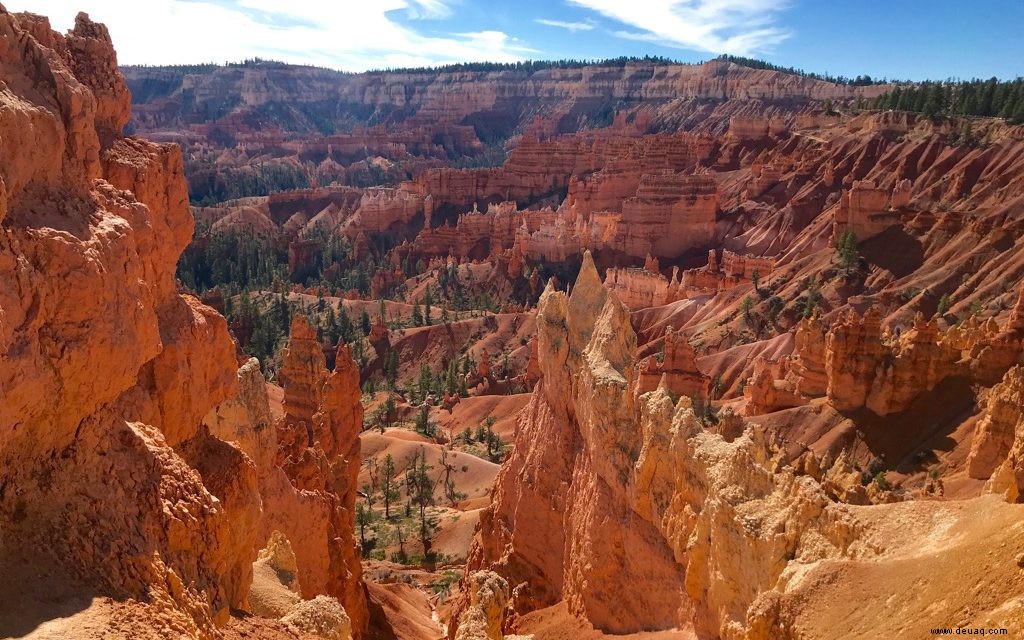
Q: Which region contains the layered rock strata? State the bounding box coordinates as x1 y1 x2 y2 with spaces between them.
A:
460 254 863 638
0 10 366 637
460 251 1024 639
745 300 1024 417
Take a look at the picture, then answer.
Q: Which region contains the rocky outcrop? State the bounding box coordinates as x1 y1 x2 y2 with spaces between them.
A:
265 323 367 632
832 179 909 244
281 595 353 640
604 266 684 310
0 11 366 638
978 367 1024 494
744 301 1024 418
743 357 803 415
460 253 863 638
635 326 710 400
279 316 329 457
679 249 776 296
787 315 828 398
250 531 303 618
0 9 253 634
454 572 510 640
457 250 1024 638
728 115 787 140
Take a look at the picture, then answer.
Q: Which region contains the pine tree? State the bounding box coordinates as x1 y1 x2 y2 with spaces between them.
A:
444 359 459 395
412 299 424 327
408 448 438 557
415 405 435 438
380 453 399 520
356 503 371 555
741 296 755 324
385 350 400 388
424 288 433 326
836 229 860 273
439 447 467 506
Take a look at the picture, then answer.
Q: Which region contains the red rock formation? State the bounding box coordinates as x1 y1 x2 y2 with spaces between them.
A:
679 249 776 296
968 366 1024 481
460 253 865 638
728 115 786 140
743 301 1024 418
832 179 903 244
0 10 251 633
722 249 776 280
125 59 889 145
604 266 684 310
0 12 367 637
268 321 367 632
743 357 803 415
635 327 710 400
985 367 1024 499
787 314 828 398
619 172 719 258
279 316 328 456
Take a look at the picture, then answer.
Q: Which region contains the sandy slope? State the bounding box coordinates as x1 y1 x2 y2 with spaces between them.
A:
780 495 1024 638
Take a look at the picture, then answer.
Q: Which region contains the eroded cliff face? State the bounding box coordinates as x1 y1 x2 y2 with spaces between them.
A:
124 59 890 139
460 253 850 637
742 300 1024 420
460 253 1024 639
0 10 365 637
980 366 1024 500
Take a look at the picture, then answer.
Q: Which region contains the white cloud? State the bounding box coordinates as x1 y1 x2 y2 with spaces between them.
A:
534 18 595 33
7 0 531 71
405 0 457 19
566 0 791 55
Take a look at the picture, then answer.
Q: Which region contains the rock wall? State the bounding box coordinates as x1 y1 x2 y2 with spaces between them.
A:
831 179 907 244
619 172 719 258
0 10 365 637
984 366 1024 499
604 265 683 310
459 253 863 638
744 301 1024 418
124 59 891 139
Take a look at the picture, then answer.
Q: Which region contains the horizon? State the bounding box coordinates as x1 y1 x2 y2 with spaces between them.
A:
118 55 899 84
7 0 1023 81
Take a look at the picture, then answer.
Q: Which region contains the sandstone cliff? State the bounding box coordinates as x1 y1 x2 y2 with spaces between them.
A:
0 10 365 638
458 252 1024 639
124 59 889 140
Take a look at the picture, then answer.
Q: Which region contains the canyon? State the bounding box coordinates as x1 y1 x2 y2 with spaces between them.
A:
3 6 1024 640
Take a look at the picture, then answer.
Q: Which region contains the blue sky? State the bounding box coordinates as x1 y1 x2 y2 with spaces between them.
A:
12 0 1023 80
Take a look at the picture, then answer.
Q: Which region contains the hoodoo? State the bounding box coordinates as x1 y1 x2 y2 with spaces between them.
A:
457 253 1024 639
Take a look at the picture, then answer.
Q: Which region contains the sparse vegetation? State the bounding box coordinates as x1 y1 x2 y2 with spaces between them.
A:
835 229 861 275
937 294 952 316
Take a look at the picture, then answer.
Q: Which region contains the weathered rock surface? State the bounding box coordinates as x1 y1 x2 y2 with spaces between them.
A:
249 531 303 618
983 367 1024 498
261 324 367 633
0 10 365 638
453 572 510 640
281 595 353 640
459 253 1024 639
